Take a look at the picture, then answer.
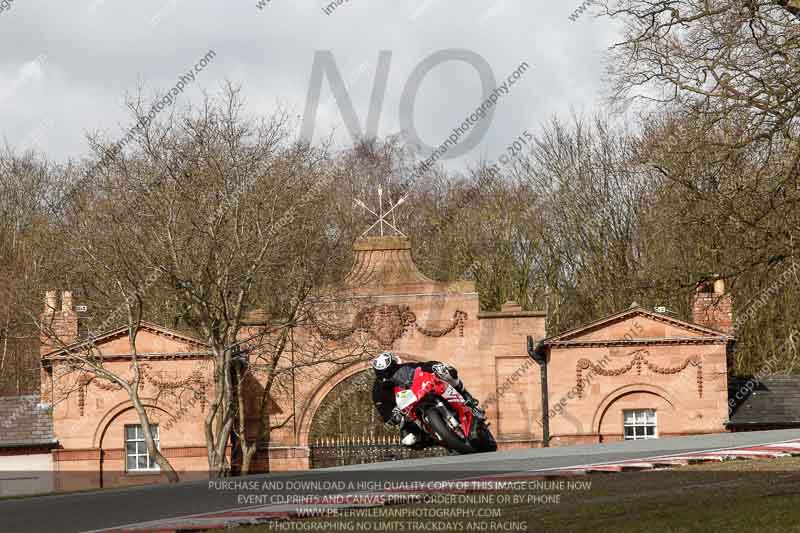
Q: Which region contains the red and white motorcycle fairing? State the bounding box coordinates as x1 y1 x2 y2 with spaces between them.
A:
393 367 490 452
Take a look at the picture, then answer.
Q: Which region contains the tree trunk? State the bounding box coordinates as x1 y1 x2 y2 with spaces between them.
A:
130 391 179 483
262 411 272 474
240 442 257 477
207 416 233 479
206 349 234 479
0 315 9 390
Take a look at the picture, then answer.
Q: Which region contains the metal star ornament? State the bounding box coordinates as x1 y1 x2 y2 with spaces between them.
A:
355 185 408 238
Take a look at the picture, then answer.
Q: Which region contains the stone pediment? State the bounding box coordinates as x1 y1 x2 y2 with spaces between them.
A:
42 321 210 360
543 306 733 347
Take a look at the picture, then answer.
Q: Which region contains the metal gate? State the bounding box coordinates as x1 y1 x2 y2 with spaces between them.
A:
309 434 447 469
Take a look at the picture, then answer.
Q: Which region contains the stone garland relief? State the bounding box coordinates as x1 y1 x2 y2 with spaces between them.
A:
321 304 467 349
576 349 703 399
75 365 208 416
67 304 468 416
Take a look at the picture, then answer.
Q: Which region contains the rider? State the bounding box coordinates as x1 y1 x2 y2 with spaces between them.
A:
371 351 483 448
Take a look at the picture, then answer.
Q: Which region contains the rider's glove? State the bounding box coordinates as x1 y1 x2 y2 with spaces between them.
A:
388 407 404 426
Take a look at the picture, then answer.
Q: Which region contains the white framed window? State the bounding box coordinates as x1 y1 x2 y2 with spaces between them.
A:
125 424 160 472
623 409 657 440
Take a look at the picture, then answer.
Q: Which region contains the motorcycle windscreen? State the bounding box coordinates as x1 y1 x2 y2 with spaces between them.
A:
395 389 417 410
440 384 464 403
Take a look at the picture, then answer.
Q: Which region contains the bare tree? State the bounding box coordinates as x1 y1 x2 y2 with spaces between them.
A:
232 291 374 475
0 150 63 395
69 83 365 478
600 0 800 270
38 290 180 482
602 0 800 143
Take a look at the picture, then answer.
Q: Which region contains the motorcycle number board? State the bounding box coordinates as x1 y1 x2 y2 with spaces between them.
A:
395 389 417 410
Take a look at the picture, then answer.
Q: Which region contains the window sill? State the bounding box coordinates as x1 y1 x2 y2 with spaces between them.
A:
125 470 162 476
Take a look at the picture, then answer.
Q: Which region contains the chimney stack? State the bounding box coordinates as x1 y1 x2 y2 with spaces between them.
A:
45 290 57 313
61 291 73 313
40 290 79 356
691 279 733 334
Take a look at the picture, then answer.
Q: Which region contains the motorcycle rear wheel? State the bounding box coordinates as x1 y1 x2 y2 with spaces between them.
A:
424 408 474 454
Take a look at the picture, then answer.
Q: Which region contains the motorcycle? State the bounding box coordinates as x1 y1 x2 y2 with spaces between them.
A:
394 367 497 454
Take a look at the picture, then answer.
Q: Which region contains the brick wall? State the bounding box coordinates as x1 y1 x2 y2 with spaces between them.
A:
692 280 733 334
39 290 78 355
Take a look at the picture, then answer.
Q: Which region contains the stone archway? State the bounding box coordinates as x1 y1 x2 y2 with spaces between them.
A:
308 370 393 442
592 384 677 442
95 401 174 488
296 353 426 447
301 355 447 468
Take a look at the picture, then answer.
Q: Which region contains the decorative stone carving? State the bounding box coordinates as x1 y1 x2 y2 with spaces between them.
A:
360 304 417 348
320 304 467 349
576 349 703 399
80 365 209 412
416 310 468 338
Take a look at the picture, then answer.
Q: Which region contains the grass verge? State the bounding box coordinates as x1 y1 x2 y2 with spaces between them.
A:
221 457 800 532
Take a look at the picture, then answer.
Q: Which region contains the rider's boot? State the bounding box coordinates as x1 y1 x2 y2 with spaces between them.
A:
400 422 427 449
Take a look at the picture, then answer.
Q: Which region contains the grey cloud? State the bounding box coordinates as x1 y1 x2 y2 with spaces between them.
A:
0 0 618 168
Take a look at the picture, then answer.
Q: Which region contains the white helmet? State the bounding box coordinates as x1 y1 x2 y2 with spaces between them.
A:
372 351 398 377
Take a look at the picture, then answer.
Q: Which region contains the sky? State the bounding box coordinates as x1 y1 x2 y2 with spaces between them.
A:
0 0 621 172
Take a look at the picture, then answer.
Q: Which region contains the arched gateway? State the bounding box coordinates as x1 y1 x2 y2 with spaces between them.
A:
301 350 459 468
261 235 548 470
305 368 448 468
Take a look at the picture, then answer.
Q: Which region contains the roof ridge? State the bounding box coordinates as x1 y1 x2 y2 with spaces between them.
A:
542 306 733 344
42 320 209 358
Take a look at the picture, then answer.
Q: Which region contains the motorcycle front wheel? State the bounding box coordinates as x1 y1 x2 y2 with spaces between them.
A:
473 422 497 452
423 408 474 454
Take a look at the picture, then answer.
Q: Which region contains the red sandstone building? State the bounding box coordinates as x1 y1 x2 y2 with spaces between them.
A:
1 236 748 495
